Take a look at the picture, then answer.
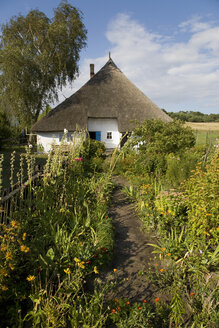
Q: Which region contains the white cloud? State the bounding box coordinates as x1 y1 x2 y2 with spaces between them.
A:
58 14 219 113
179 15 212 33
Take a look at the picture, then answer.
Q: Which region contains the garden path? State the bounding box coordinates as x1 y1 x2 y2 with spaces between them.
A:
100 176 156 302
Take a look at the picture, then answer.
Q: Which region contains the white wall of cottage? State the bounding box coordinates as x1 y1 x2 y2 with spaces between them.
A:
88 118 122 148
37 118 122 152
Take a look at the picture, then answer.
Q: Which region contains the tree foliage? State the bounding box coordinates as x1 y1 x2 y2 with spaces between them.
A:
166 110 219 122
0 0 87 128
0 111 11 148
132 119 195 154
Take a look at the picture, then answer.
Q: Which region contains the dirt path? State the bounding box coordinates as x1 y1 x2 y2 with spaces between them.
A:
100 176 155 302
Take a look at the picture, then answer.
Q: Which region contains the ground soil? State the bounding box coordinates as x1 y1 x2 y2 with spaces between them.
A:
100 175 156 302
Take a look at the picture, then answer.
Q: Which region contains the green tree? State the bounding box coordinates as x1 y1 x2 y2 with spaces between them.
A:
0 0 87 128
0 111 11 148
132 119 195 154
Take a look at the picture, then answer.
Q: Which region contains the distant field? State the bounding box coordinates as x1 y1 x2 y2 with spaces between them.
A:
185 122 219 130
185 122 219 146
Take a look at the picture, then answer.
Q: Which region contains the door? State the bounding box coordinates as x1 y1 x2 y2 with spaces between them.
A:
96 131 101 141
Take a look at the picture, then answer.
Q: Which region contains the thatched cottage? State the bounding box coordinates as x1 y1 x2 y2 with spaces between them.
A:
32 57 171 152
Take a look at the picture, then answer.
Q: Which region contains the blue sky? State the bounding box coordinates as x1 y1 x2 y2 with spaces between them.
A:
1 0 219 114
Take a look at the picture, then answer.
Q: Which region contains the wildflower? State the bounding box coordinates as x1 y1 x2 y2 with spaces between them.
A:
143 299 147 303
111 309 116 313
1 285 8 291
20 245 30 253
1 244 7 252
74 257 80 263
6 251 12 260
93 266 99 274
137 306 142 310
26 275 36 282
117 306 121 311
78 261 85 269
0 269 8 277
206 213 211 216
155 263 159 266
113 268 117 272
162 248 166 251
64 268 71 274
86 260 91 264
126 301 130 305
11 220 19 229
155 297 160 302
114 298 118 303
190 292 195 297
167 253 171 256
9 263 14 271
93 254 98 258
22 233 27 241
160 268 164 272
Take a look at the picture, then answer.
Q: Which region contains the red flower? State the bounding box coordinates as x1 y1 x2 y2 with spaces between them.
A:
117 306 121 311
155 297 160 302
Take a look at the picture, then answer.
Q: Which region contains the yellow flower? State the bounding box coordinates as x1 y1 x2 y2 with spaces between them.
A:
160 268 164 272
22 233 27 241
1 285 8 291
20 245 30 253
9 263 14 271
78 261 85 269
113 268 117 272
0 269 8 277
11 220 19 229
64 268 71 274
0 244 7 252
6 251 12 260
74 257 80 263
93 266 99 274
26 275 36 282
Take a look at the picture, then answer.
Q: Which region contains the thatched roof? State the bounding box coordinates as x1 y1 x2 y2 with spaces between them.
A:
32 58 172 132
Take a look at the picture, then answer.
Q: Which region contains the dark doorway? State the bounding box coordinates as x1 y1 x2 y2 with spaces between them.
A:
89 131 101 141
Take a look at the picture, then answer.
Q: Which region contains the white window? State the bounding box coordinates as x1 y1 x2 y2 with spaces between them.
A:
107 132 112 139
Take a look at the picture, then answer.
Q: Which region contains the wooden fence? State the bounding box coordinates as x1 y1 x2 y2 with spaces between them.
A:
0 166 43 224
